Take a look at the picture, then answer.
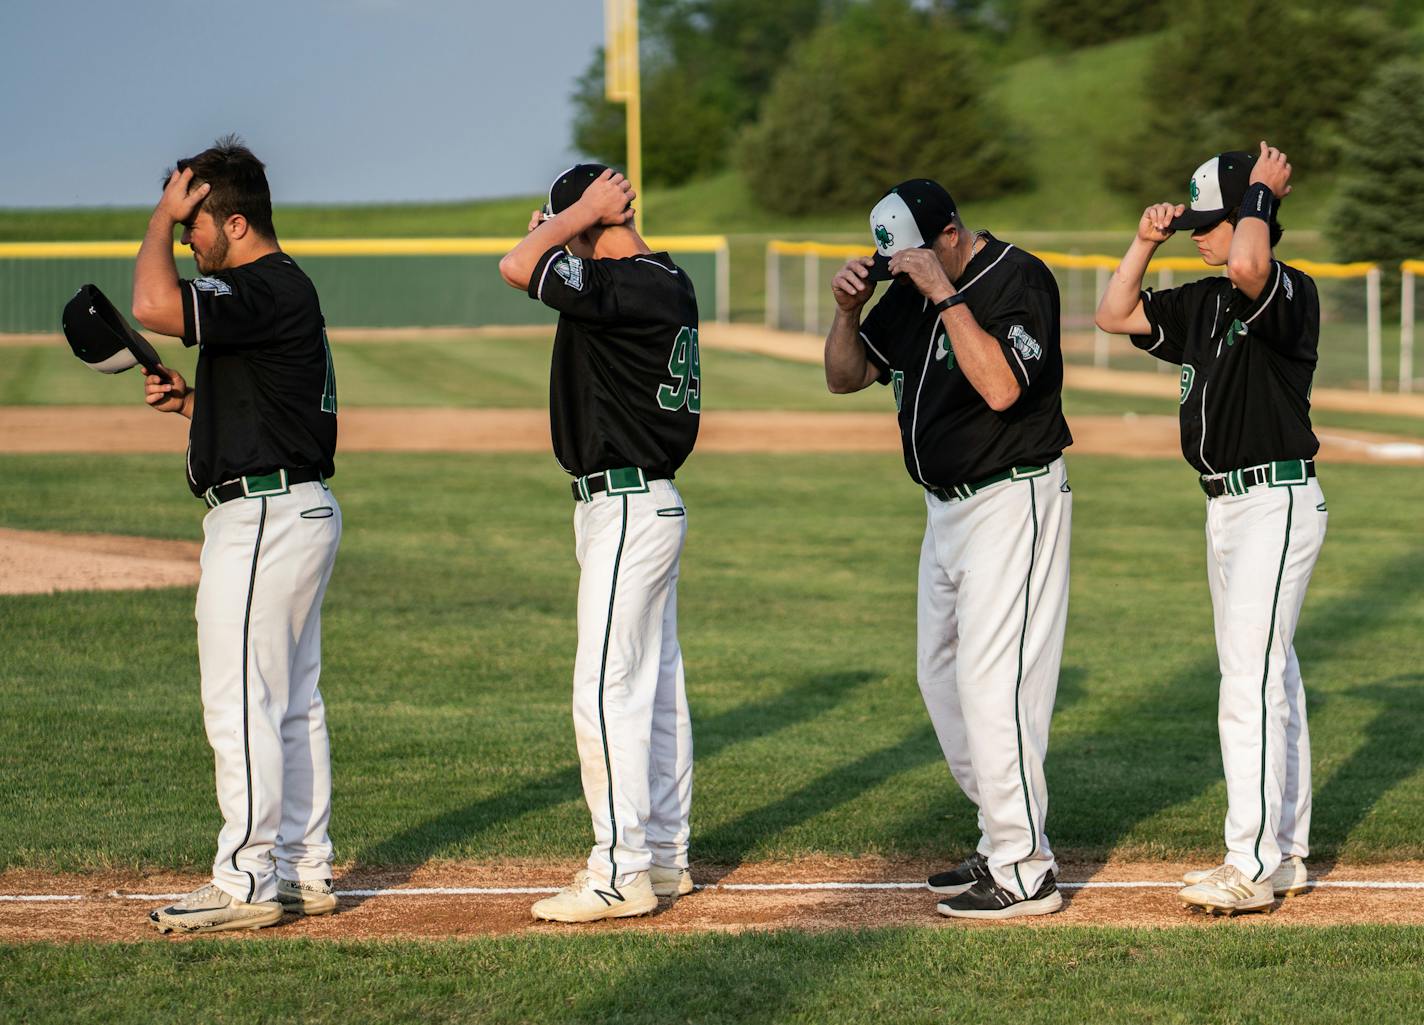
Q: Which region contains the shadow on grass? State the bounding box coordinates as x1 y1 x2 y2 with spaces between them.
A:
696 666 1093 871
1050 537 1424 865
1309 672 1424 865
350 669 883 888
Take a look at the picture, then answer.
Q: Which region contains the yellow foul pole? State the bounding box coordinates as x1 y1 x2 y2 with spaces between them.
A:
604 0 643 234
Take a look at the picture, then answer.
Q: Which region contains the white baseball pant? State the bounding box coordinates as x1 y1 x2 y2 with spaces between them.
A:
917 458 1072 897
571 478 692 887
197 480 341 903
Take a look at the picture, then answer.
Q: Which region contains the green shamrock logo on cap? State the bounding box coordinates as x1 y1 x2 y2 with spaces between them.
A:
1189 179 1200 203
874 223 894 250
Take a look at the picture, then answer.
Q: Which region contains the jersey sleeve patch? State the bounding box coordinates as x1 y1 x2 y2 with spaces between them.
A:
1008 325 1042 362
192 275 233 296
553 254 586 291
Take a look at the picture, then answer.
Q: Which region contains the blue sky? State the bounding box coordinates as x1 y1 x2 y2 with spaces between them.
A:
0 0 603 207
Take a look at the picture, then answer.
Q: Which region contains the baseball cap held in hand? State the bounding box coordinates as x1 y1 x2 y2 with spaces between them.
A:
61 284 163 374
1169 151 1258 232
866 179 958 282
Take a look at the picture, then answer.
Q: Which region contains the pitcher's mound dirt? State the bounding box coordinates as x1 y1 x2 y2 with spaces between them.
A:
0 528 199 595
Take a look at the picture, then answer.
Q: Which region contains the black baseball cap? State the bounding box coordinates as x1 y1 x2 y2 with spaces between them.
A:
61 284 162 375
865 179 959 282
543 163 615 218
1169 151 1258 232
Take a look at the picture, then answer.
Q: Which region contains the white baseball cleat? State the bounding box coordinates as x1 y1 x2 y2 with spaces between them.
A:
1178 864 1275 915
276 877 339 915
531 870 659 923
1183 856 1308 897
149 883 284 934
649 865 694 898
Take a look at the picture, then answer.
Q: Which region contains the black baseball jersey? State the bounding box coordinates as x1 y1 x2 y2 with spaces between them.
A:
179 252 338 495
528 247 700 479
1129 260 1319 475
859 232 1072 487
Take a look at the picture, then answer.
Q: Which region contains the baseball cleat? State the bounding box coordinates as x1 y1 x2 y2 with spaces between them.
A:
927 851 992 896
276 877 338 915
149 883 284 935
1183 856 1308 897
649 865 694 899
1178 864 1275 914
531 870 658 923
937 871 1063 920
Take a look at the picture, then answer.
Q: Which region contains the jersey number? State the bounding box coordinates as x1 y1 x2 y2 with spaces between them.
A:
321 329 338 414
657 326 701 414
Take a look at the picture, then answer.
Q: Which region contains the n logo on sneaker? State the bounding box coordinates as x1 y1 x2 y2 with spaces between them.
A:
594 887 625 907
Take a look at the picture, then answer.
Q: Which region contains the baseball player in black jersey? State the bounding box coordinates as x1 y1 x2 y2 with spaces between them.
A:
498 165 700 922
826 179 1073 920
130 138 342 933
1097 142 1325 914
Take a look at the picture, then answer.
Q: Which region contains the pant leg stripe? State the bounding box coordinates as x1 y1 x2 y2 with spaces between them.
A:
596 496 630 890
1011 480 1041 899
232 496 268 904
1253 488 1294 882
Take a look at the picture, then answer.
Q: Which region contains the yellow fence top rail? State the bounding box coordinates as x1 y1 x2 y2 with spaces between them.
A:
770 241 1379 278
1402 259 1424 274
0 235 729 260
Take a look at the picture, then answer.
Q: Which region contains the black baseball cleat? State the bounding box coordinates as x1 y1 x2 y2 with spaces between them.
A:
927 851 991 896
936 871 1064 920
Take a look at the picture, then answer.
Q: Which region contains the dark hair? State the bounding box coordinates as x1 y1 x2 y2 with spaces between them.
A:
169 134 275 238
1227 209 1284 248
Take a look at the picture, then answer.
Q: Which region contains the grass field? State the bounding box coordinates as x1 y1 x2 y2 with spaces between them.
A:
2 451 1422 871
2 446 1423 1020
6 928 1424 1025
2 333 1419 438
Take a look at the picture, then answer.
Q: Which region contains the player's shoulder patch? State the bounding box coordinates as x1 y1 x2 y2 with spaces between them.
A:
1281 266 1294 301
554 254 585 291
1008 324 1042 361
192 276 233 296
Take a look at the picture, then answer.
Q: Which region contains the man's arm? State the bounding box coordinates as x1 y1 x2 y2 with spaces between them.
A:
888 248 1019 412
132 168 209 337
1226 141 1292 301
498 170 635 290
824 256 882 393
1096 202 1183 336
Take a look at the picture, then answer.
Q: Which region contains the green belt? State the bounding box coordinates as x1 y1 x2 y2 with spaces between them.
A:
926 464 1049 503
571 466 651 503
1200 458 1315 499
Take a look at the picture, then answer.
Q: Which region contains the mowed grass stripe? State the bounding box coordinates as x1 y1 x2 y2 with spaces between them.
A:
0 453 1421 872
5 927 1424 1024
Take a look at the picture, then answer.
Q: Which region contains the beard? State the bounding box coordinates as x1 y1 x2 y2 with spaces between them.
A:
194 230 229 275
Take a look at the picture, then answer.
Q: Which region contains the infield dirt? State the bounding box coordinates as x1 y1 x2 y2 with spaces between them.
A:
4 859 1423 942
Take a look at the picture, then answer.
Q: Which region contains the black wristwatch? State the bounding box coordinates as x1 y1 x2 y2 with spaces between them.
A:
933 293 966 314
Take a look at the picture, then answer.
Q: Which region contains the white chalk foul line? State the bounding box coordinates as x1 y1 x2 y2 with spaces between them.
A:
3 879 1424 903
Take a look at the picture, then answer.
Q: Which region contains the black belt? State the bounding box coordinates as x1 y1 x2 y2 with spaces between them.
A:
1200 459 1315 499
202 467 325 508
571 467 653 502
926 464 1050 502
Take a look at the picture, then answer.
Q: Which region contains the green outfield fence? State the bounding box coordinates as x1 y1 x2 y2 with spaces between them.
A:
765 239 1413 394
0 236 730 333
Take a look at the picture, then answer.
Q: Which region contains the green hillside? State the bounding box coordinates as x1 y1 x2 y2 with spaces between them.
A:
0 34 1344 245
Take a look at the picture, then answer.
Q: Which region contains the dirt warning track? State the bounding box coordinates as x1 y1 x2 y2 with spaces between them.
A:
3 859 1424 942
3 407 1423 464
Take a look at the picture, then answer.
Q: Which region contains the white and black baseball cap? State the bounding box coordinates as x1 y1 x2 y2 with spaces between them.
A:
61 284 162 375
1169 150 1258 232
865 179 959 282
